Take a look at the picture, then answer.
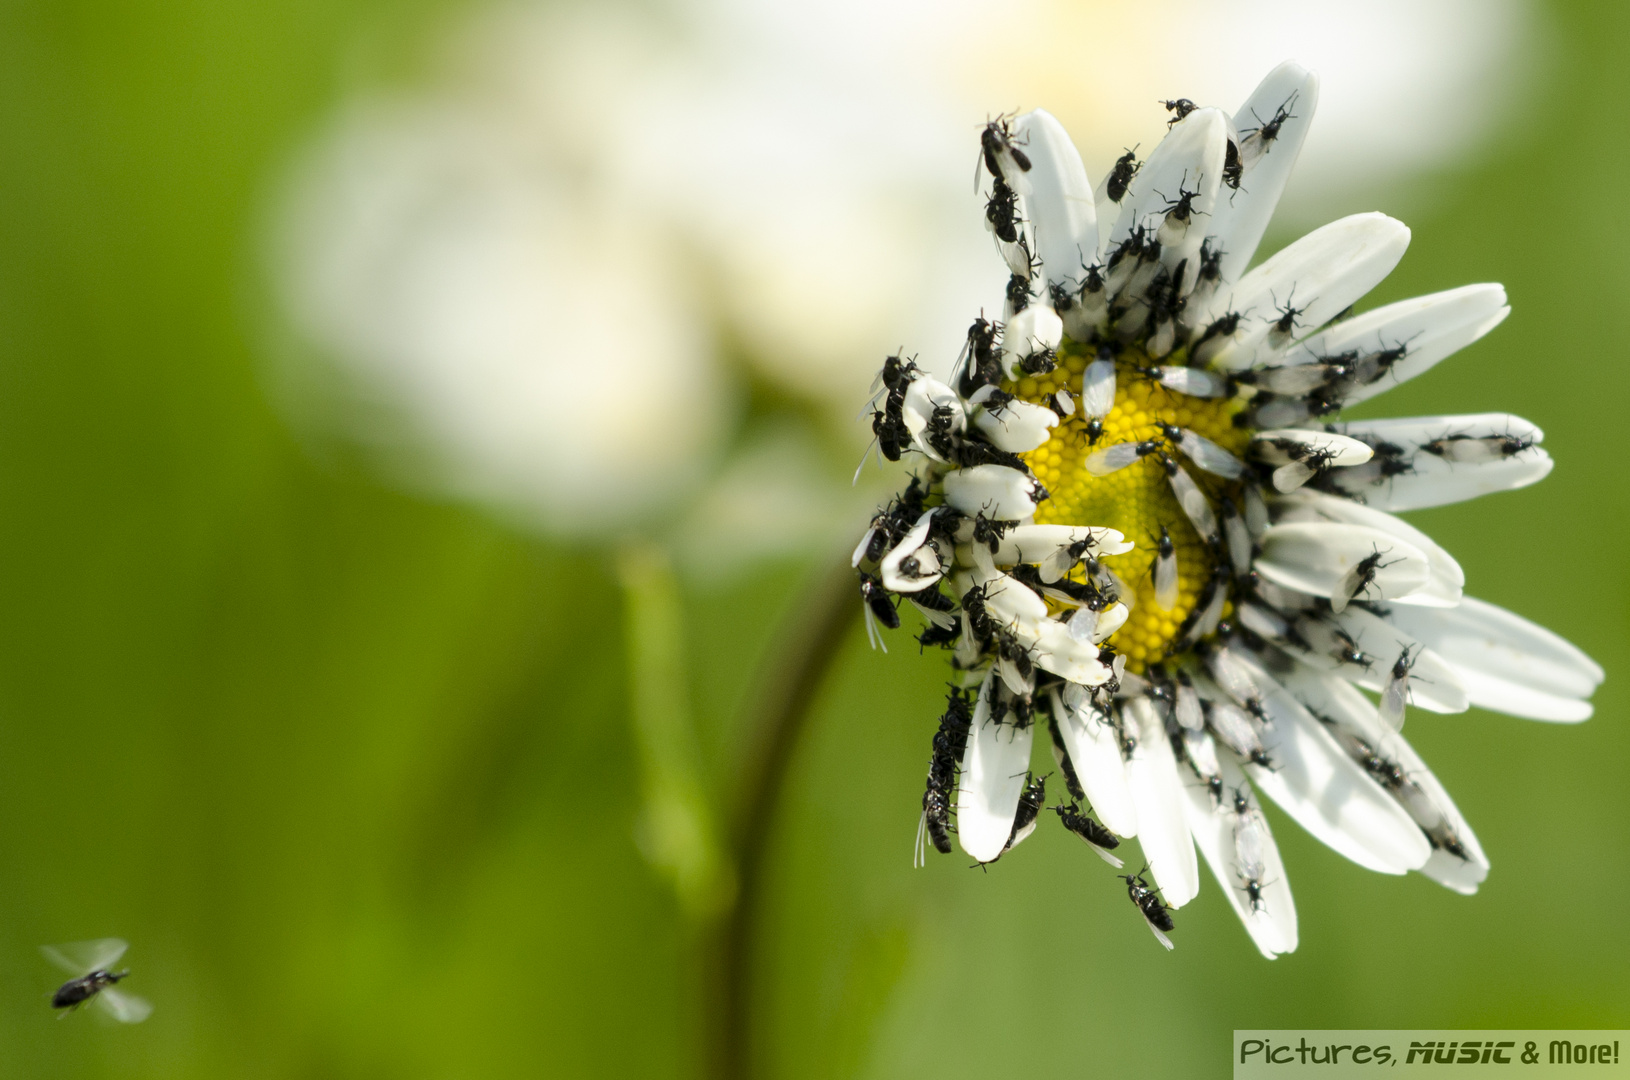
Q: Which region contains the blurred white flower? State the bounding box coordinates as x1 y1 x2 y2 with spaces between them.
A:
270 0 1535 534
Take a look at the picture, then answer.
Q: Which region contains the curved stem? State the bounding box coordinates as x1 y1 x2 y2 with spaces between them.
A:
707 555 860 1080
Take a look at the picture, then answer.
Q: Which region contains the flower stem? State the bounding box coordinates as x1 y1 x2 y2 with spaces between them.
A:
706 554 860 1080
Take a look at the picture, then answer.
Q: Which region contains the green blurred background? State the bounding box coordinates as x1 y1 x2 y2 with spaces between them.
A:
0 0 1625 1076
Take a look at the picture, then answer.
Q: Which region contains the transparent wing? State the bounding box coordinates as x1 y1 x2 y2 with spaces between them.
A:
97 988 152 1024
41 938 127 975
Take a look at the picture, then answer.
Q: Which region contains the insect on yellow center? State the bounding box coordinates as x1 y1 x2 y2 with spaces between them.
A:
1009 339 1251 671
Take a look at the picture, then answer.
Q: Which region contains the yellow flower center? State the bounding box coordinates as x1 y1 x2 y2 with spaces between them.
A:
1010 340 1251 671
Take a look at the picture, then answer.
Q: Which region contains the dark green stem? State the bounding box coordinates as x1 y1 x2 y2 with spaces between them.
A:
706 555 860 1080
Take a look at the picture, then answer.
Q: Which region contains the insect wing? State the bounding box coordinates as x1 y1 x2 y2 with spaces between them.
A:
1178 428 1244 478
97 987 152 1024
1084 441 1142 476
1143 914 1176 951
1081 359 1117 417
42 938 128 976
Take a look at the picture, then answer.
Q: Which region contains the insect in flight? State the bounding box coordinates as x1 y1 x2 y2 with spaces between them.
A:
43 938 152 1023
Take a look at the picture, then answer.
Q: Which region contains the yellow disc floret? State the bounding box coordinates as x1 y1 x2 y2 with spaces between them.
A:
1011 340 1250 671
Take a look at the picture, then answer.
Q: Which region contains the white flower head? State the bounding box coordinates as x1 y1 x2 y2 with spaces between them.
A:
856 62 1602 959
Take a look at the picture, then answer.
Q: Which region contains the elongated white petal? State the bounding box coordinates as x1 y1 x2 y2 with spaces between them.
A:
1273 284 1509 407
1207 213 1411 370
957 679 1035 863
1271 491 1463 608
1183 756 1297 957
974 397 1058 452
1014 109 1097 293
1057 688 1138 837
1225 652 1432 874
1326 413 1550 511
1125 698 1199 907
1109 108 1227 276
1384 596 1603 722
1322 606 1469 714
1255 522 1430 607
997 523 1132 567
1253 429 1373 467
982 572 1049 635
943 465 1038 520
1281 667 1488 894
1081 358 1116 417
1212 61 1319 285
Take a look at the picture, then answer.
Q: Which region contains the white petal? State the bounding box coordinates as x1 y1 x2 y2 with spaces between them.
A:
878 510 943 593
1035 620 1112 685
1326 413 1551 511
1253 428 1374 467
1206 213 1411 370
1322 606 1469 714
957 678 1036 863
1108 108 1228 275
1212 62 1319 285
997 524 1133 567
1014 109 1098 293
1270 490 1463 608
1183 756 1297 957
1057 688 1138 837
1001 304 1063 375
1125 698 1199 907
1255 522 1430 606
943 465 1038 520
974 397 1058 453
1280 667 1488 894
1227 653 1432 874
1384 596 1603 722
1273 284 1509 407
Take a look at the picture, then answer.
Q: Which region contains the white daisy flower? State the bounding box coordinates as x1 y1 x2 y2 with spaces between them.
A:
854 61 1604 959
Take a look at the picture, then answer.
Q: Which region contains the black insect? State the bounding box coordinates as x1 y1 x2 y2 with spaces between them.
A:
872 407 910 462
1018 346 1056 375
986 177 1021 243
1055 802 1120 850
1159 181 1203 223
921 689 974 857
959 315 1004 393
981 115 1032 178
1004 773 1048 850
859 574 901 630
996 633 1035 681
1078 417 1105 447
1333 544 1401 612
1271 293 1305 338
1244 96 1296 143
1120 867 1177 932
1240 873 1269 914
916 622 959 651
1105 146 1141 203
1161 98 1197 126
43 939 151 1023
1006 272 1032 312
961 583 996 641
1222 136 1243 189
971 511 1015 554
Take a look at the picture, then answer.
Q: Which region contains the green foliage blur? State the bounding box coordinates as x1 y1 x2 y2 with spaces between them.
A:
0 0 1624 1076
